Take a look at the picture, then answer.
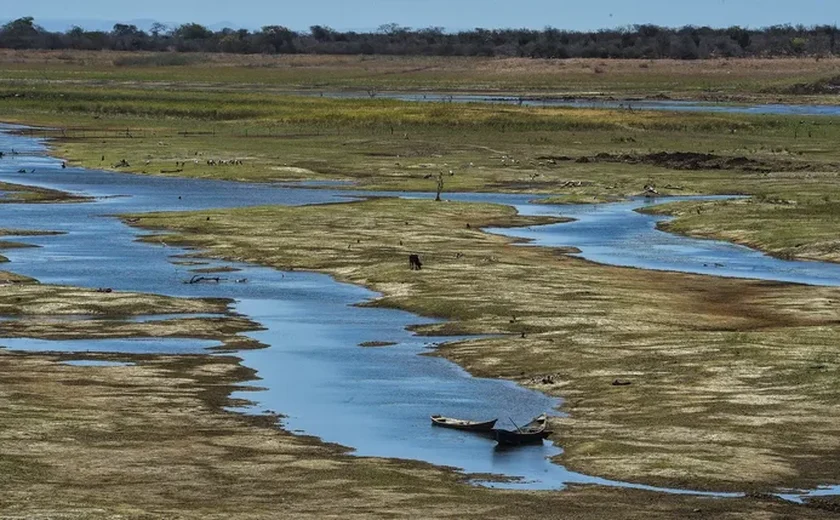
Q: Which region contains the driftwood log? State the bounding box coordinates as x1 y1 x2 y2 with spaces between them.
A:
186 275 221 284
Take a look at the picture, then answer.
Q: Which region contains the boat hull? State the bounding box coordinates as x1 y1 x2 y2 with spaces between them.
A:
430 415 498 432
493 414 552 445
493 427 549 446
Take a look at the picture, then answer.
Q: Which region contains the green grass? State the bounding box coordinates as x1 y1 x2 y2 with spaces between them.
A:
3 52 839 100
5 77 840 262
644 196 840 262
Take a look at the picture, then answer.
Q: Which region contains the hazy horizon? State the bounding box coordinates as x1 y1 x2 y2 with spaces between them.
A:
3 0 839 33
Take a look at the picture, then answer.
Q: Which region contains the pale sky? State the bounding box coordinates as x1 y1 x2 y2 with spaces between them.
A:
6 0 840 31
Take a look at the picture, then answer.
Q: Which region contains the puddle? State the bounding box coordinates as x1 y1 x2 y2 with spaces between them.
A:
62 359 134 367
0 337 221 355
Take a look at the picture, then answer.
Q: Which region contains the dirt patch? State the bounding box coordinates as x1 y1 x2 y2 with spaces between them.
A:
581 151 820 173
778 75 840 95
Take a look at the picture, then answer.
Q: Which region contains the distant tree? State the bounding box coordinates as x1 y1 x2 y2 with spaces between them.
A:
111 23 147 51
2 16 839 59
175 23 213 41
259 25 296 53
655 32 671 57
675 34 699 59
310 25 335 42
825 25 838 53
728 26 751 50
790 37 808 55
0 17 43 49
377 23 405 35
150 22 168 39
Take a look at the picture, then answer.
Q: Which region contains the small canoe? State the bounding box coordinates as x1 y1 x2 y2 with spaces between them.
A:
493 414 552 446
431 415 498 432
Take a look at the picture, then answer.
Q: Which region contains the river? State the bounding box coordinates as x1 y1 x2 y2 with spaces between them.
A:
0 125 836 501
316 91 840 117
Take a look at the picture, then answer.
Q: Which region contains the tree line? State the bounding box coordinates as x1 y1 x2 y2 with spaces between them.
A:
2 17 838 59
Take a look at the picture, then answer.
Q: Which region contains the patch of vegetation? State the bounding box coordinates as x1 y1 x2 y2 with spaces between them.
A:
0 181 86 204
0 281 232 317
778 74 840 95
3 50 840 100
643 196 840 262
112 53 206 67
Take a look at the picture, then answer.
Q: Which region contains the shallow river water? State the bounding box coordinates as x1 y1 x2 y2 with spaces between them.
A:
318 91 840 117
0 125 836 501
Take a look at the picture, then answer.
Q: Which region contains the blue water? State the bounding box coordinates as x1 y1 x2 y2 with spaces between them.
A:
483 196 840 287
0 124 836 501
62 360 135 367
318 91 840 117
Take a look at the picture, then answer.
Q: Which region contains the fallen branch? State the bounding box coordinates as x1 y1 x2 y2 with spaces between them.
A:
186 275 221 284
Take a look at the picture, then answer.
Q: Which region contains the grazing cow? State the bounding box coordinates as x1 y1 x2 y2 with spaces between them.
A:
409 254 423 271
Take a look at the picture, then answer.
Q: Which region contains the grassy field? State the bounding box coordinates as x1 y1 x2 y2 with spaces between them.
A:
3 74 840 262
644 197 840 262
3 53 840 515
3 50 840 101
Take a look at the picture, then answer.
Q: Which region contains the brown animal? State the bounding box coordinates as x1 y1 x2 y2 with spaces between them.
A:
409 254 423 271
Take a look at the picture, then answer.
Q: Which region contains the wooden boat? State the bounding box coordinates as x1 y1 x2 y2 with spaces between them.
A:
493 414 552 446
430 415 498 432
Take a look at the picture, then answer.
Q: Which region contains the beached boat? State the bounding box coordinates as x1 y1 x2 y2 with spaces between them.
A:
493 414 552 446
430 415 498 432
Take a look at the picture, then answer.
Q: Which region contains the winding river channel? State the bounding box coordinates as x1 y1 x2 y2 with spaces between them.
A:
0 125 838 502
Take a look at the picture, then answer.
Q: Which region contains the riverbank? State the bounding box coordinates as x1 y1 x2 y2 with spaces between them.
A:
0 179 87 204
641 197 840 263
8 349 831 519
126 196 840 496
